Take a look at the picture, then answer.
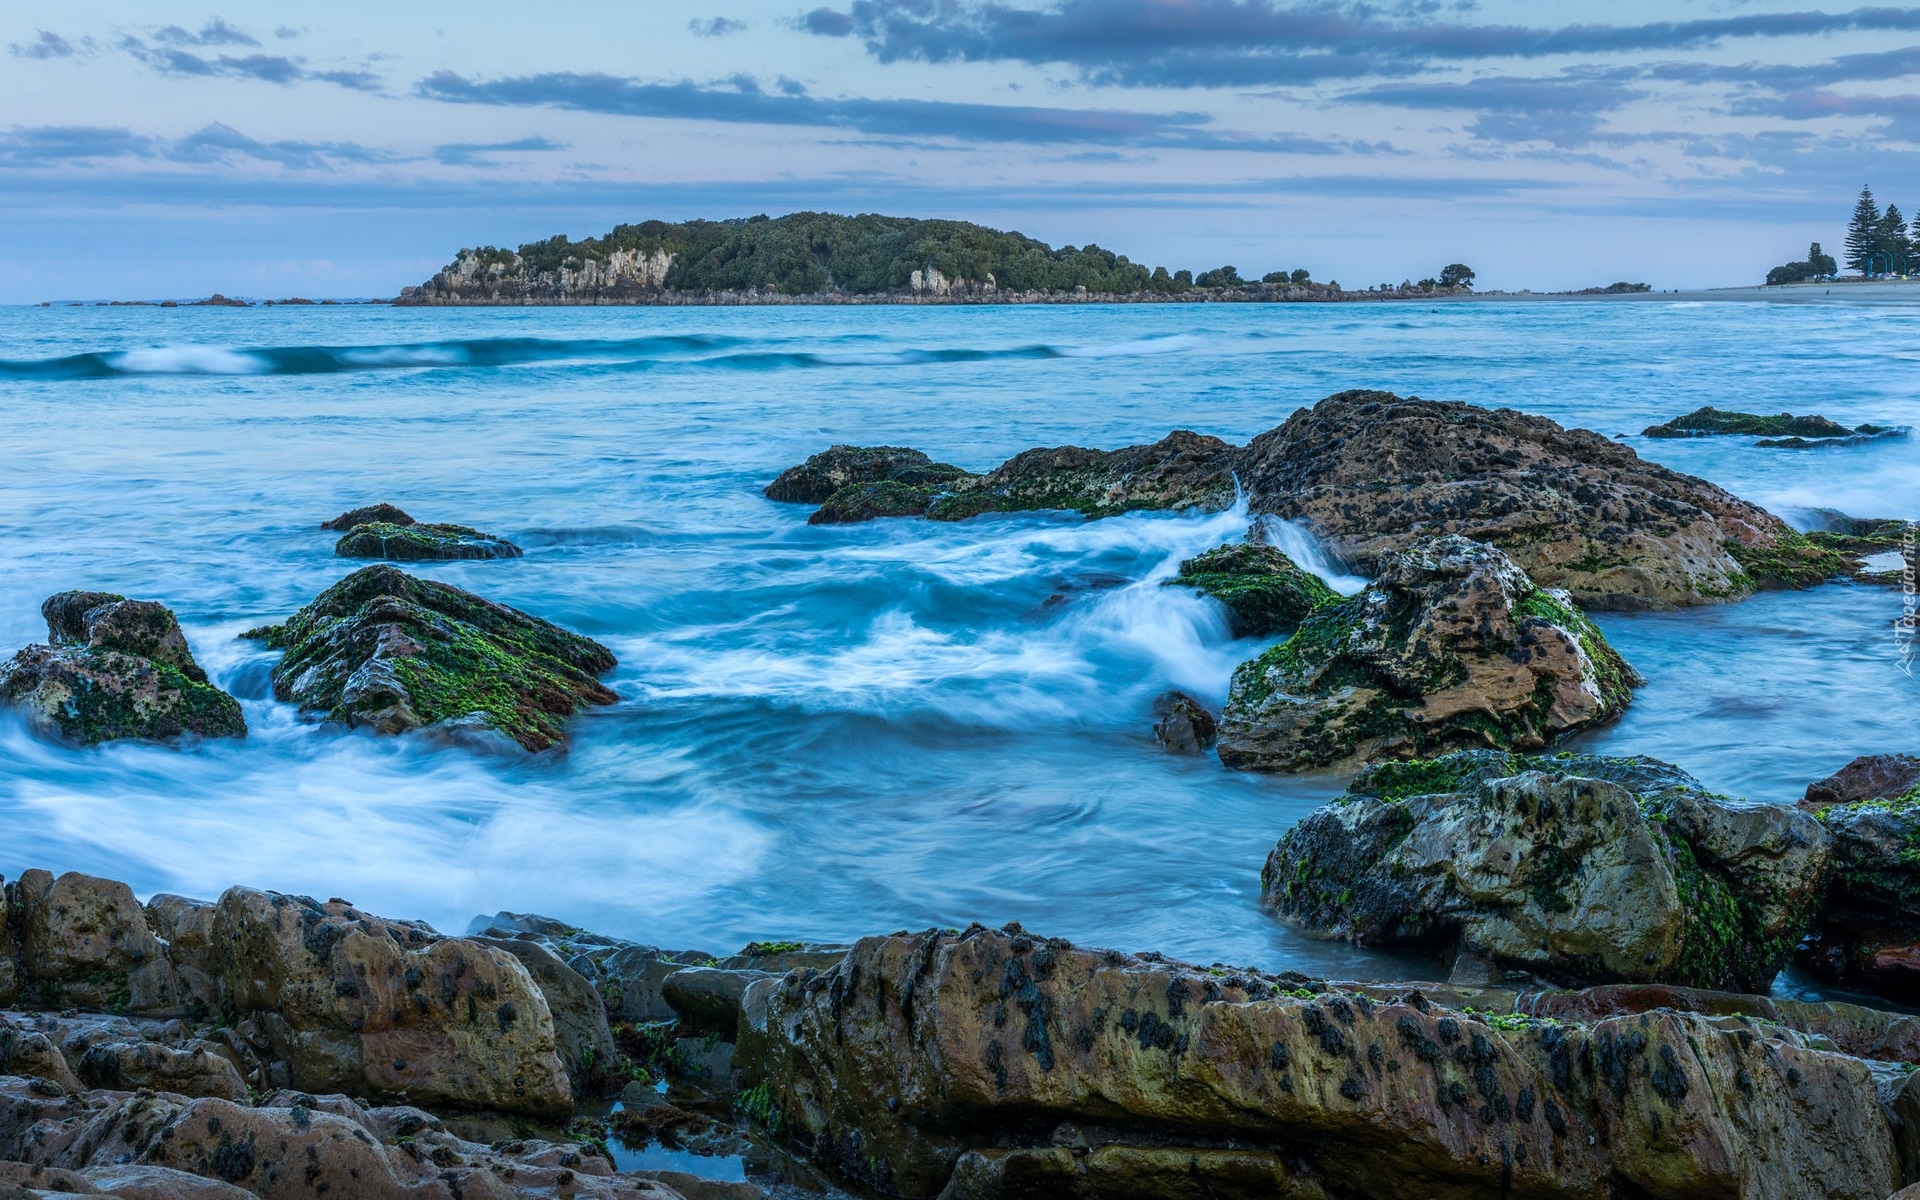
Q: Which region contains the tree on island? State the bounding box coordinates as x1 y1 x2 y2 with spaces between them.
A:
1877 203 1912 271
1438 263 1475 288
1194 265 1244 288
1766 242 1838 285
1846 185 1880 272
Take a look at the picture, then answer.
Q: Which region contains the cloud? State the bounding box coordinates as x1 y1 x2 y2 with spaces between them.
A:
432 136 571 166
119 36 383 90
415 69 1383 152
1342 73 1644 146
153 19 259 47
0 125 157 166
163 122 403 169
799 0 1920 87
689 17 747 37
11 31 78 59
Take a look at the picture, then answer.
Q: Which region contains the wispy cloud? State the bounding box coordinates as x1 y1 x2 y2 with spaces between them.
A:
1342 72 1646 147
117 35 383 90
689 17 747 37
10 31 81 59
432 136 570 166
0 125 157 165
415 69 1385 152
801 0 1920 87
152 19 259 48
0 122 400 171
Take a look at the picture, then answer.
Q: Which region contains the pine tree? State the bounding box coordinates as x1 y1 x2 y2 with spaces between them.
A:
1846 184 1880 273
1879 204 1910 273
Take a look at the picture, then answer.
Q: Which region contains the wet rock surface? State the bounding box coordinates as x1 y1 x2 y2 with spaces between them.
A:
1150 690 1216 756
742 923 1900 1200
1799 781 1920 998
774 392 1811 609
246 565 616 752
1216 537 1638 771
764 445 971 506
1164 542 1338 636
1641 405 1899 441
1260 751 1830 992
0 594 243 745
321 503 415 531
1804 753 1920 809
335 522 524 562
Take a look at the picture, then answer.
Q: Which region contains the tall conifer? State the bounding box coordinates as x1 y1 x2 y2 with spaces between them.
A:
1846 185 1880 273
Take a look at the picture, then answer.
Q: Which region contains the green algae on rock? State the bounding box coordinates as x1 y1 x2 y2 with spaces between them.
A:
925 430 1238 520
765 444 972 505
1165 541 1339 636
321 502 415 531
1644 406 1866 439
249 565 616 751
0 592 244 744
1798 767 1920 999
1216 536 1638 772
334 520 524 561
1261 750 1831 993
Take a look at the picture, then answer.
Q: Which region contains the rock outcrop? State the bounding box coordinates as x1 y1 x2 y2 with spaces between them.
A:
1 593 244 745
335 522 523 562
773 392 1815 608
1164 542 1338 636
246 565 616 751
1216 537 1637 771
764 446 972 506
12 871 186 1016
1805 754 1920 809
1799 783 1920 998
1237 392 1796 608
1642 405 1909 447
321 503 414 531
1260 751 1830 992
738 924 1900 1200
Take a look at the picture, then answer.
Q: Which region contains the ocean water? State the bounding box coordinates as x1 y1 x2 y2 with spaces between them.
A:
1 300 1916 988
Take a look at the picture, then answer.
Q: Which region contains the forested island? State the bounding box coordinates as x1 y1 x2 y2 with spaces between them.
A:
395 211 1476 306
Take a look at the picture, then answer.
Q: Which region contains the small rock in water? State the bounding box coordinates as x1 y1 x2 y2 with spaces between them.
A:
1803 753 1920 810
765 444 972 505
0 591 244 744
1164 541 1339 636
321 502 414 530
1151 690 1217 755
335 521 522 561
244 564 615 751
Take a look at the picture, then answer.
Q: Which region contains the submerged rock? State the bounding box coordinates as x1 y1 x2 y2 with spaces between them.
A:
0 592 243 744
1259 751 1830 992
1643 406 1866 439
1238 391 1794 609
739 923 1898 1200
247 565 616 751
765 445 972 505
334 520 523 561
1164 542 1339 636
1215 536 1637 772
321 502 414 531
1150 690 1216 755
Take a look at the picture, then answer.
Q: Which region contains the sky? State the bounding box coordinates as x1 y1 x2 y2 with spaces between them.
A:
5 0 1920 300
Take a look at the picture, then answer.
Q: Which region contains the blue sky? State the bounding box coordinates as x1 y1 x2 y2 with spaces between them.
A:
5 0 1919 299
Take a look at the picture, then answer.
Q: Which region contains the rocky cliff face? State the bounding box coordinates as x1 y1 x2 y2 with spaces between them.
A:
400 246 676 304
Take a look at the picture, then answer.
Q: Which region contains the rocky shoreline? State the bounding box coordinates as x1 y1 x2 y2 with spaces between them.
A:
7 740 1920 1200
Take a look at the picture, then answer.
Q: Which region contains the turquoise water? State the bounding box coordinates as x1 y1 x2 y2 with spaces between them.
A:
0 300 1915 986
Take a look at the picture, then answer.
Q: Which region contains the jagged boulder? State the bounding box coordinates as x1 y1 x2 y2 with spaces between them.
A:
246 565 616 751
1164 542 1338 636
1261 751 1830 992
470 934 618 1096
1804 754 1920 809
1237 391 1796 608
11 871 184 1016
1150 690 1216 756
740 925 1898 1200
0 593 243 744
204 887 573 1117
334 521 523 562
1216 536 1637 772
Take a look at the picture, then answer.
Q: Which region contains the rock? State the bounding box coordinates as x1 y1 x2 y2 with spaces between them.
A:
765 445 971 505
143 897 219 1022
1216 536 1638 771
471 935 619 1096
0 884 14 1008
1800 791 1920 998
1803 754 1920 809
597 948 717 1023
1512 984 1920 1064
1238 392 1792 609
12 871 184 1016
927 430 1237 521
210 887 574 1117
1164 542 1338 636
66 1033 248 1103
322 503 414 531
715 943 848 974
659 968 774 1038
1259 752 1830 992
0 1080 690 1199
247 565 617 752
809 480 947 525
744 924 1899 1199
0 595 244 745
1643 406 1864 439
1149 690 1215 756
334 522 523 562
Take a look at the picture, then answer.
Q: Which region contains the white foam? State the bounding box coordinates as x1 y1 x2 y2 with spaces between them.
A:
341 346 469 366
106 346 269 375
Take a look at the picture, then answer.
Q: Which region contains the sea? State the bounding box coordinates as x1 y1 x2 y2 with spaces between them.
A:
2 298 1916 995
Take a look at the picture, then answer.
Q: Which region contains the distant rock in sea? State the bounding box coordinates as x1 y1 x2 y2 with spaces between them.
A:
1642 404 1908 446
319 502 522 560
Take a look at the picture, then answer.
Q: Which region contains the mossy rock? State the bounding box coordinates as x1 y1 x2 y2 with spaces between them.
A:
1165 542 1339 636
1725 530 1855 590
335 521 522 562
810 480 943 525
1262 750 1828 991
766 446 972 506
251 565 615 751
322 502 414 531
1642 406 1860 439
